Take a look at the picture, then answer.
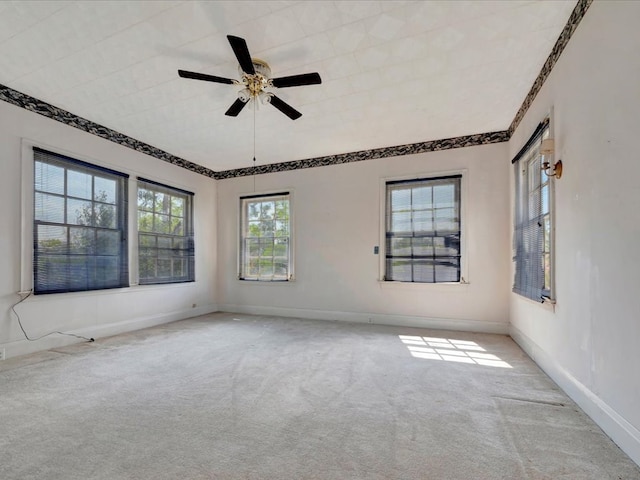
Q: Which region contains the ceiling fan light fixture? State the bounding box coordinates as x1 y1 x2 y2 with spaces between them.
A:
238 88 252 103
259 91 272 105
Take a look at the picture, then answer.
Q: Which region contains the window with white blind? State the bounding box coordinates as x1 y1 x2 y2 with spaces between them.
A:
33 148 129 294
137 179 194 284
385 176 462 283
512 119 553 301
239 193 291 281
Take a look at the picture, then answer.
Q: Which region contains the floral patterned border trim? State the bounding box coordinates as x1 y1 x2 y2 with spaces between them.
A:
508 0 593 135
0 83 217 178
214 131 510 179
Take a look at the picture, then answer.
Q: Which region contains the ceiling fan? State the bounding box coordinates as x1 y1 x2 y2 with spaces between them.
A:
178 35 321 120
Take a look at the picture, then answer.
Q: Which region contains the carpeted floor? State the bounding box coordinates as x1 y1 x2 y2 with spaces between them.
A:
1 312 638 479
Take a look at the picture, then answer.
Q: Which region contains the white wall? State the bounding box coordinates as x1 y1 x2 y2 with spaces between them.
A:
0 100 218 358
508 1 640 465
217 142 511 333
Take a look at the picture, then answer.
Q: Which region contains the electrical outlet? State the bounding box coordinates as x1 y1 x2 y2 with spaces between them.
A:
0 348 5 361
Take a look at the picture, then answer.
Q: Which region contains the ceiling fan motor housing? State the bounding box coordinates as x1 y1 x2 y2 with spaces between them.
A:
239 59 272 98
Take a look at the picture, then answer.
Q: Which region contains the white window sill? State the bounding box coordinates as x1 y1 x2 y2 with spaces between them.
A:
237 279 296 286
513 292 557 312
23 281 197 300
378 280 470 291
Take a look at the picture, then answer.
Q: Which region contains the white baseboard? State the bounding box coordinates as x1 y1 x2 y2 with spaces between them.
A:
218 303 509 334
1 303 218 359
510 325 640 467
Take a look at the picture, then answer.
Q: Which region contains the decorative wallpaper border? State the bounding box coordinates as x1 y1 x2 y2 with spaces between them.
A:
0 0 592 180
0 83 217 178
214 131 510 179
508 0 593 135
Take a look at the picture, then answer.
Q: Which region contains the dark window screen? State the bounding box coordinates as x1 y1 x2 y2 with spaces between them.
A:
33 148 129 294
385 176 461 283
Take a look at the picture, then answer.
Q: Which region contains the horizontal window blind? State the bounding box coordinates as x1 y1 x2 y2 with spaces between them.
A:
512 123 550 301
137 178 194 284
385 176 461 283
33 148 129 294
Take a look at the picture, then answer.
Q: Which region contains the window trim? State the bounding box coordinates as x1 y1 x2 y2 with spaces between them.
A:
238 190 294 283
379 170 468 285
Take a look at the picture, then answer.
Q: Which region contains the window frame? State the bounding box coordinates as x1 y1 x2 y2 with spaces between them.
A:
31 147 129 294
238 191 293 282
512 119 555 302
379 171 467 285
136 177 195 285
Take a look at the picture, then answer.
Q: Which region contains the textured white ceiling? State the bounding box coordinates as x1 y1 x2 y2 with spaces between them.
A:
0 1 577 172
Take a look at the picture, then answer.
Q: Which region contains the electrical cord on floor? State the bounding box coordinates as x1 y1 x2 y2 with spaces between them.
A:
11 290 95 343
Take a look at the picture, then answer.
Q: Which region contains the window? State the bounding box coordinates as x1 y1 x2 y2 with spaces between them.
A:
385 175 461 283
33 148 128 294
137 178 194 284
513 119 553 301
239 193 291 281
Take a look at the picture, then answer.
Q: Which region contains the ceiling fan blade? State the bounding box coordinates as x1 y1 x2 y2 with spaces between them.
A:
227 35 255 75
225 98 249 117
178 70 235 84
271 72 322 88
269 95 302 120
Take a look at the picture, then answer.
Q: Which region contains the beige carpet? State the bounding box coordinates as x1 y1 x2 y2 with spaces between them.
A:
1 312 638 479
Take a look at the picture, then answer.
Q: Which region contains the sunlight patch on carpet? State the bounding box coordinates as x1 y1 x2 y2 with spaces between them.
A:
398 335 512 368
